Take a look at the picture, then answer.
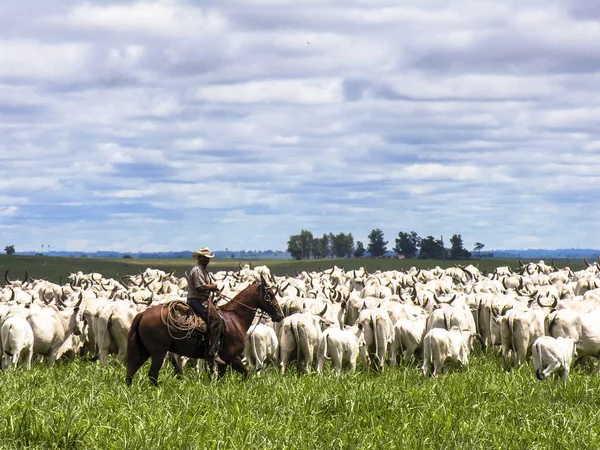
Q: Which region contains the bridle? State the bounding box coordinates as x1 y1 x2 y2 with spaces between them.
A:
214 283 279 336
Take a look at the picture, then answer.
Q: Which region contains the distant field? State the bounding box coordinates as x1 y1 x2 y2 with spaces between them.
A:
0 254 589 283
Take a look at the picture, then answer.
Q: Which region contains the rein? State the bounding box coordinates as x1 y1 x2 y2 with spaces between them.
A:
214 290 267 336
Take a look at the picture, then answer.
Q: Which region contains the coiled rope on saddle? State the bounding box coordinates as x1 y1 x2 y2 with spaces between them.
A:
160 300 205 340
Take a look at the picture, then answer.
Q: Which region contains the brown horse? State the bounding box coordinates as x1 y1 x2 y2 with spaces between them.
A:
126 278 284 385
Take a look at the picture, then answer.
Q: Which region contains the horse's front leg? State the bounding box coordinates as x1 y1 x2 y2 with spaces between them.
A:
229 356 249 379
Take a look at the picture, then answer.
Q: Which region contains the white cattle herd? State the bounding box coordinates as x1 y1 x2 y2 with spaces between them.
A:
2 258 600 384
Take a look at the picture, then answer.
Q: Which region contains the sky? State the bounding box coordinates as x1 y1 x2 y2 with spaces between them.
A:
1 0 600 253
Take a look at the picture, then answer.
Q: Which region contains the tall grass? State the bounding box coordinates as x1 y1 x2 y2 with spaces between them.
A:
1 355 599 449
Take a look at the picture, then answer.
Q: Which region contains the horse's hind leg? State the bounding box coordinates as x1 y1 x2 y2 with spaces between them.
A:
126 351 150 386
148 352 167 386
230 356 249 379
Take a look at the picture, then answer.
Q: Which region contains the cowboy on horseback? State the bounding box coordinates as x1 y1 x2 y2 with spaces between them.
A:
186 247 226 366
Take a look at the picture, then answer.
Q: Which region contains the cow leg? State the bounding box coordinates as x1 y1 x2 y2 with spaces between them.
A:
331 348 343 376
279 347 292 375
404 344 416 363
148 352 167 386
25 348 33 370
561 367 569 384
542 360 561 379
11 350 19 368
169 354 184 378
389 340 399 369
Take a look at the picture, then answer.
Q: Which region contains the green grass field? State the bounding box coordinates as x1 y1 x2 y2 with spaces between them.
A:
1 355 600 449
0 255 596 449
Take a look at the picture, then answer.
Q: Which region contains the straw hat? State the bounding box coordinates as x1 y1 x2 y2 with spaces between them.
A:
193 247 216 259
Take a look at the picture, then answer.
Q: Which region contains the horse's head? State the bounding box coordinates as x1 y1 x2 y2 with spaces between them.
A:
258 274 284 322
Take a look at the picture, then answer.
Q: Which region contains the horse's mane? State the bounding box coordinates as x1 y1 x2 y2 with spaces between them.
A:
218 282 261 312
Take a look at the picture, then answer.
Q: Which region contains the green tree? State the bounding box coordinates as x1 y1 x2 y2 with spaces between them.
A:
393 231 421 258
419 236 446 259
449 234 471 260
473 242 485 258
312 234 330 259
331 232 355 258
287 234 303 260
287 229 314 260
367 229 388 257
354 241 366 258
4 245 15 255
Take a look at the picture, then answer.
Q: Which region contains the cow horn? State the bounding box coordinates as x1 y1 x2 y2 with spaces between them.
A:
75 292 84 308
260 273 267 286
584 257 590 267
434 293 440 303
239 263 244 270
4 269 11 285
537 296 558 309
26 270 34 282
551 259 558 271
279 282 289 296
318 304 328 317
449 294 456 304
9 287 15 301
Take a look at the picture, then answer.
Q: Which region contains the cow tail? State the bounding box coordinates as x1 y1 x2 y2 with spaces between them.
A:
509 314 516 353
292 321 301 363
371 313 380 366
324 333 331 360
443 310 449 331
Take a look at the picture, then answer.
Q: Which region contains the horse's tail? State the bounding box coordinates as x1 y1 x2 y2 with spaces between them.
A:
126 312 146 385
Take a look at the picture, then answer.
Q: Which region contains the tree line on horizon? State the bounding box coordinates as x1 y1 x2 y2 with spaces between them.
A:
286 229 485 261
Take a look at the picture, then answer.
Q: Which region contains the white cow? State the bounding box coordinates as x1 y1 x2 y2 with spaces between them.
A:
244 323 279 375
278 312 330 374
1 316 34 369
316 324 368 375
390 316 427 367
545 309 600 372
356 307 394 372
422 327 471 377
96 300 138 365
498 307 545 368
27 306 83 368
532 336 578 383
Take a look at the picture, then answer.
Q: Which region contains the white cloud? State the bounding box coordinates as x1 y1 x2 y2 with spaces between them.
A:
2 0 600 252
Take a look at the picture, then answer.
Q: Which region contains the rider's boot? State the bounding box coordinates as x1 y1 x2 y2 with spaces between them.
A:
208 314 226 366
